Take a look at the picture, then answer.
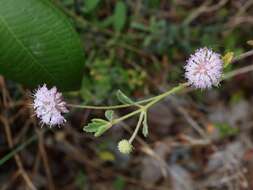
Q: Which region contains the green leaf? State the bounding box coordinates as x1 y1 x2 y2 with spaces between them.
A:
105 110 114 121
116 90 134 104
113 1 127 32
142 112 148 137
91 118 108 124
84 0 100 13
83 119 111 137
0 0 85 91
84 123 102 133
94 124 111 137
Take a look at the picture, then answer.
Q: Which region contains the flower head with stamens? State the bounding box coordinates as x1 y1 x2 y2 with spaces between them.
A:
33 84 69 126
185 47 223 89
118 139 132 154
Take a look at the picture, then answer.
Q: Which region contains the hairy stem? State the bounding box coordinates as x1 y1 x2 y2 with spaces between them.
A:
67 96 156 110
129 112 145 144
144 83 188 109
109 83 188 126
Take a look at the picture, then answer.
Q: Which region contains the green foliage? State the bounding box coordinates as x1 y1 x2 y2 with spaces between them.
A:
44 1 251 100
214 123 239 138
83 119 112 137
80 56 145 103
0 0 85 91
70 0 250 101
145 0 160 8
60 0 73 6
84 0 101 13
105 110 114 121
113 1 127 32
81 58 115 103
116 90 134 104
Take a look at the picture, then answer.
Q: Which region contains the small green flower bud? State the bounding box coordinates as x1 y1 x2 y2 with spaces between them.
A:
118 139 132 154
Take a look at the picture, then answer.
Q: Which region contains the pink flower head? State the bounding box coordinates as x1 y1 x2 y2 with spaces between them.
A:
185 47 223 89
33 84 69 126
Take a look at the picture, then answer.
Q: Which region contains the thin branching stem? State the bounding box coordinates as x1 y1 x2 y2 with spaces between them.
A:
129 112 145 144
67 96 155 110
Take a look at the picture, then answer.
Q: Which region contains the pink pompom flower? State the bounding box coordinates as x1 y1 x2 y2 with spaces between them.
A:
33 84 69 126
184 47 223 89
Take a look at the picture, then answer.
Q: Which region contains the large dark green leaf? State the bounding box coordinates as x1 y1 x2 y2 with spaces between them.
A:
0 0 85 91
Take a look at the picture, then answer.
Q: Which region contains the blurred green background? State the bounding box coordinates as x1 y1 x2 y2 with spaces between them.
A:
57 0 252 103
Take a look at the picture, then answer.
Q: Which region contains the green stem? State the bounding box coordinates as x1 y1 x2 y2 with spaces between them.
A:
144 83 188 109
68 83 188 110
129 112 145 144
67 96 157 110
112 108 143 124
110 83 188 126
